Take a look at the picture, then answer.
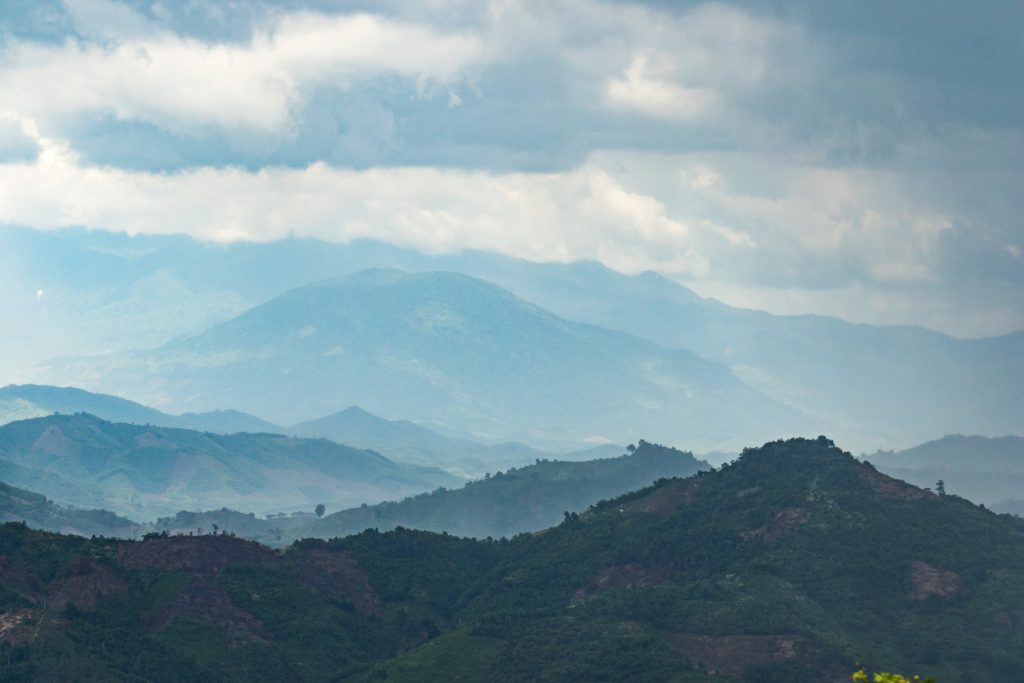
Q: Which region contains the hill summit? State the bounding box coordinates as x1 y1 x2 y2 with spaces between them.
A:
1 436 1021 681
67 269 807 449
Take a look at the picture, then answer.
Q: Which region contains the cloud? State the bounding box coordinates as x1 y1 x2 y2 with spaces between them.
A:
4 121 1020 335
0 126 712 278
0 0 1019 336
0 10 484 135
606 56 719 120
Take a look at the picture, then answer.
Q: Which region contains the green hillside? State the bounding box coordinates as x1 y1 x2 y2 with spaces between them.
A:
291 440 708 541
0 480 139 538
866 435 1024 512
0 437 1021 681
0 413 458 519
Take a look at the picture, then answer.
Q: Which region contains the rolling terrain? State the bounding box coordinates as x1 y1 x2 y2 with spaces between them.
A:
2 386 606 476
0 413 458 519
0 437 1021 681
0 384 280 434
866 435 1024 514
51 269 807 450
145 442 704 545
0 480 139 538
285 440 707 542
291 405 619 477
6 228 1021 452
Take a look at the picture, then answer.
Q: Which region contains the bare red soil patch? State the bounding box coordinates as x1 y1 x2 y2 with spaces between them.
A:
741 507 809 542
117 535 281 573
571 563 670 605
909 560 959 600
289 549 380 616
858 462 931 500
153 574 269 647
621 479 702 515
665 632 805 677
50 556 127 610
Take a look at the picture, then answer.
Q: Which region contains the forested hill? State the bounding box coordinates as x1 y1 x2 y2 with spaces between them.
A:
0 413 458 518
0 480 139 538
1 437 1022 681
866 434 1024 512
288 440 708 541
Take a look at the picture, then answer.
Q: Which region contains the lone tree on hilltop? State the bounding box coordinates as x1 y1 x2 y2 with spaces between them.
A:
315 504 326 519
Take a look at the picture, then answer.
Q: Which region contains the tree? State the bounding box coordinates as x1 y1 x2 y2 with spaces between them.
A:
315 504 326 519
935 480 946 496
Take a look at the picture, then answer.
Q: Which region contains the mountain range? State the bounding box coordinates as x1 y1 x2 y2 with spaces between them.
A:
0 479 138 538
285 440 707 542
144 441 706 545
4 227 1021 451
0 413 457 519
0 384 622 477
291 405 620 477
0 384 279 433
51 269 807 449
1 437 1021 681
866 434 1024 514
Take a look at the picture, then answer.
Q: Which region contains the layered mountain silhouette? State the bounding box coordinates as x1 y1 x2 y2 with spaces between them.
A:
866 434 1024 513
291 405 619 477
0 413 457 519
64 269 806 449
7 228 1021 452
288 440 708 542
0 384 280 433
1 437 1021 681
0 479 139 537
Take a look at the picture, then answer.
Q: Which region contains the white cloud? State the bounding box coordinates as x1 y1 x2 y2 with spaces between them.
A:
0 1 1017 336
0 128 711 278
587 3 811 123
0 10 485 134
606 56 718 120
700 163 954 284
0 127 1017 335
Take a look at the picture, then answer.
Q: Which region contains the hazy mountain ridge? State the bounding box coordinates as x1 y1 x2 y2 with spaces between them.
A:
0 479 139 538
0 384 281 434
62 269 807 449
865 434 1024 514
285 440 708 542
0 413 458 519
1 385 618 479
0 437 1021 681
6 228 1020 452
291 405 612 477
449 257 1024 449
867 434 1024 472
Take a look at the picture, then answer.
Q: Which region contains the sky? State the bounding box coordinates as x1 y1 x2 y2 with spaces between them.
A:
0 0 1021 337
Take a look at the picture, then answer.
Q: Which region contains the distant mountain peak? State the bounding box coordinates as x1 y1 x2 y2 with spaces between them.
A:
336 405 376 418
